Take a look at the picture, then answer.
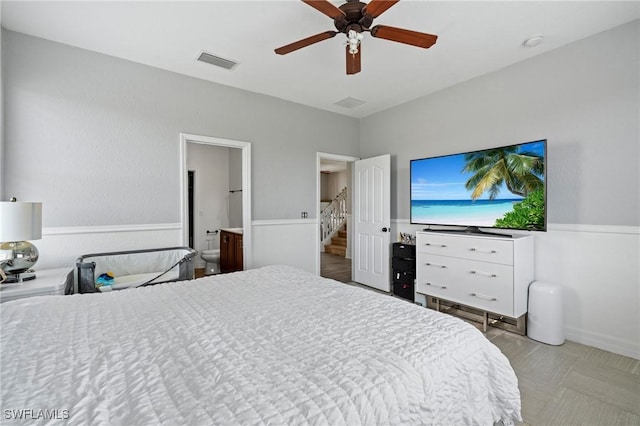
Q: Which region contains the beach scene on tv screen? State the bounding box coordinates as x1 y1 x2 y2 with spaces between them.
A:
411 140 546 229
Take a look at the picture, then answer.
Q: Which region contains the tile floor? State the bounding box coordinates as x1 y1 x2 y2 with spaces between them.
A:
486 327 640 425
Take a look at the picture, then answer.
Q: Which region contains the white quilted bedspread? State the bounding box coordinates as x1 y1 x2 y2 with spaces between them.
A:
1 265 521 425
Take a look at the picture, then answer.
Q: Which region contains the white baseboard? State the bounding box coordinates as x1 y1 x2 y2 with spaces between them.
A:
565 326 640 360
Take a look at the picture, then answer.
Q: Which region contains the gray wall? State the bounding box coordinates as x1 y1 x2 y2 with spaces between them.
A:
2 30 360 225
360 20 640 227
1 22 638 357
0 20 4 200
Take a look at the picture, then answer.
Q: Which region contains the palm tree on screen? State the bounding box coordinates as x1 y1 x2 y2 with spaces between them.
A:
462 147 544 200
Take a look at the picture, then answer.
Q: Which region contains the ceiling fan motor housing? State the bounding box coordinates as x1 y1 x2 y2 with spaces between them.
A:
335 1 372 34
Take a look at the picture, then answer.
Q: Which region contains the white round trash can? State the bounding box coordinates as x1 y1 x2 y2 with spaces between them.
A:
527 281 565 345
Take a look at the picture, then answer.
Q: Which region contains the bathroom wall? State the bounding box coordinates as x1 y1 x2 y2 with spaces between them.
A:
186 143 230 267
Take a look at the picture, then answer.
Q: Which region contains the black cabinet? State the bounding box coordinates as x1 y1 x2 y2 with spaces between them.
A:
392 242 416 302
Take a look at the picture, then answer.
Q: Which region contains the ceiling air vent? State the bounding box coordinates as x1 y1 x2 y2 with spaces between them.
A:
197 51 238 70
334 97 365 109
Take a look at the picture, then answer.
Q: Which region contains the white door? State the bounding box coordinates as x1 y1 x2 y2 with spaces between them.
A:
353 154 391 292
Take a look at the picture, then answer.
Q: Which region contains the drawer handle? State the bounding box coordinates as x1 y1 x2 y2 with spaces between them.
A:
425 262 447 269
470 270 498 278
425 243 447 248
469 248 497 254
470 292 497 301
426 282 447 290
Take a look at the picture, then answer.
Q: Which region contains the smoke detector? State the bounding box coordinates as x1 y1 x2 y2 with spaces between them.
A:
523 34 544 48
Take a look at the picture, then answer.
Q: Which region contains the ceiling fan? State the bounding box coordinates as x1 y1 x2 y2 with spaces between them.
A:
274 0 438 75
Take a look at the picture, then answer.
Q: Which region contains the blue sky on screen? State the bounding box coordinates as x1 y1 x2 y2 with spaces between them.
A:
411 141 545 201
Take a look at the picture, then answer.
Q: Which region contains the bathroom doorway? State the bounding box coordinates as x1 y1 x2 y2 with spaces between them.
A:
180 133 252 272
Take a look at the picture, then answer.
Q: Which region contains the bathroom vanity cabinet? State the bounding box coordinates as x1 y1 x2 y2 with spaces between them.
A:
220 229 243 273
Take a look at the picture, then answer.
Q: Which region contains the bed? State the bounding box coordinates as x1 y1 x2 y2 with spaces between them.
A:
0 265 521 425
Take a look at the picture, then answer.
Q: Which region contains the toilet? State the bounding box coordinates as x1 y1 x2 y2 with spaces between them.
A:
201 249 220 275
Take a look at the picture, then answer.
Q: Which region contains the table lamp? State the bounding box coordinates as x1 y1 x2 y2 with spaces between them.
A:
0 198 42 283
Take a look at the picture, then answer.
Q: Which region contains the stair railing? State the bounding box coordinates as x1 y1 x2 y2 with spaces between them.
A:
321 187 347 243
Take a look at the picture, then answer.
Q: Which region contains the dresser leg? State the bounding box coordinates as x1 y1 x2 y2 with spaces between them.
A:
482 311 488 333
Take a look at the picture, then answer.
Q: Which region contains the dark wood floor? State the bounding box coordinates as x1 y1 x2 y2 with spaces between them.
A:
320 252 352 283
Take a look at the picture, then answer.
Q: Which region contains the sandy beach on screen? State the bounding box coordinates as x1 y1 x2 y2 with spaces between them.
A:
412 214 502 227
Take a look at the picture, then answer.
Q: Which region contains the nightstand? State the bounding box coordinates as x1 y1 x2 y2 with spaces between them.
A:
0 268 72 303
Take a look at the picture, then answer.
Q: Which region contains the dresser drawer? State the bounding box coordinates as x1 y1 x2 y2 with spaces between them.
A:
418 283 514 317
446 289 514 317
416 233 514 265
416 255 514 316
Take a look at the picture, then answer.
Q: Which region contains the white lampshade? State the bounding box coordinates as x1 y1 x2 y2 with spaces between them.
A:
0 202 42 242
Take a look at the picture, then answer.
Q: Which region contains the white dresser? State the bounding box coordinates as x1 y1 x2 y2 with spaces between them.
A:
415 231 534 330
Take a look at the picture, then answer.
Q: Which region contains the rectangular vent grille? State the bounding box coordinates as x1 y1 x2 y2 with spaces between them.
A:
197 51 238 70
334 97 365 109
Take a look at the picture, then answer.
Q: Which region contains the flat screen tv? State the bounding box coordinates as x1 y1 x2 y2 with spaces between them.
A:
410 139 547 235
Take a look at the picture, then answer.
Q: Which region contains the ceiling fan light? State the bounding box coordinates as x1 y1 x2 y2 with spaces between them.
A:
345 30 362 55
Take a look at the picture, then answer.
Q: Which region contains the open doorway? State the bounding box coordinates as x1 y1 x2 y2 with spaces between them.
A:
317 152 359 282
180 133 252 275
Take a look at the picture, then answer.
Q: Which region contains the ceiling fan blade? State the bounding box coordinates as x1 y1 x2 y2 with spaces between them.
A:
370 25 438 49
302 0 346 19
346 46 361 75
362 0 399 19
275 31 338 55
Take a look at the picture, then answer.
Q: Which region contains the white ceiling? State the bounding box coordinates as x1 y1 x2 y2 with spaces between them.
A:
1 1 638 118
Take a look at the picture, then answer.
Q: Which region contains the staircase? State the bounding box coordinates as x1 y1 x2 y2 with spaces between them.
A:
321 187 348 257
324 225 347 257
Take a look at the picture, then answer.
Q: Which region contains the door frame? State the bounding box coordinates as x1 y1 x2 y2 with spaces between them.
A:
180 133 252 269
316 152 360 276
